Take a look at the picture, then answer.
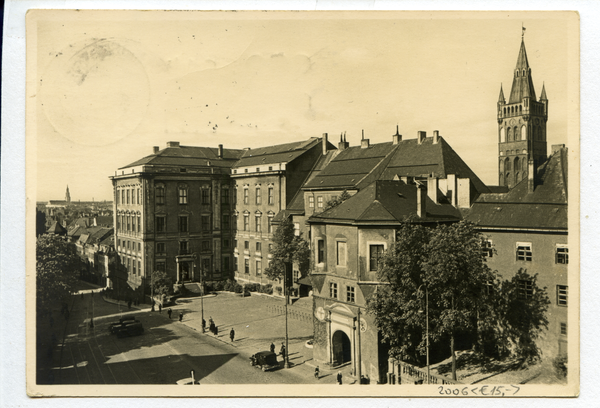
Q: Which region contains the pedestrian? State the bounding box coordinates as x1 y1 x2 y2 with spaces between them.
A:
208 316 214 327
214 325 219 336
230 328 235 342
127 300 132 310
159 304 162 314
270 342 275 353
81 292 84 300
337 371 342 385
280 343 286 361
179 312 183 322
315 366 320 379
202 318 206 331
167 308 172 319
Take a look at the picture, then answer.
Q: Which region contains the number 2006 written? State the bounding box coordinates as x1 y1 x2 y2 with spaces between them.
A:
438 385 520 396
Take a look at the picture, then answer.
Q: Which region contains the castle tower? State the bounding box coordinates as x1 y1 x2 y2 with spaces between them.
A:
65 185 71 203
497 38 548 189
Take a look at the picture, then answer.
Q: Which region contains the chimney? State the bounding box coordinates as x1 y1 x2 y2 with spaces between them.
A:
338 132 349 151
416 182 427 218
218 144 224 158
427 176 438 204
552 144 565 154
153 146 159 154
167 141 180 148
457 178 472 208
528 159 535 193
361 129 370 149
322 133 328 155
433 130 440 144
393 125 402 145
417 131 426 144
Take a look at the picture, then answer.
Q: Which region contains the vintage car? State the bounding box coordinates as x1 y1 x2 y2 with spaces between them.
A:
114 321 144 338
249 351 280 372
109 316 138 334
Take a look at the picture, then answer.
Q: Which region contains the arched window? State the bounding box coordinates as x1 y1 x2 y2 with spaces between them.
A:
514 157 520 174
505 172 510 185
507 127 512 142
504 107 507 115
500 173 504 186
521 125 527 140
519 105 522 112
499 158 505 172
500 128 506 143
505 157 511 172
513 127 518 141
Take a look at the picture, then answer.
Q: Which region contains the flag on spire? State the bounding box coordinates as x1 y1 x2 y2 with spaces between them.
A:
522 25 526 37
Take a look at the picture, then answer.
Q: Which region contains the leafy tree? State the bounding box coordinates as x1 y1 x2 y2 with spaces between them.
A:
264 217 310 283
324 190 352 211
36 234 80 315
36 210 47 236
368 220 496 380
151 270 173 299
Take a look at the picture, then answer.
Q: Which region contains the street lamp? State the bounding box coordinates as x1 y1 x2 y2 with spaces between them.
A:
418 284 430 384
284 262 290 369
193 253 205 333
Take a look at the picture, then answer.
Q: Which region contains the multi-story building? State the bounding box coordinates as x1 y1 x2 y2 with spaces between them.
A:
110 142 244 293
231 136 333 287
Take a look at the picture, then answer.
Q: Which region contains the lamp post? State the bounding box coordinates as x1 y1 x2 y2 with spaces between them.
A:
418 284 430 384
284 262 290 369
194 253 205 333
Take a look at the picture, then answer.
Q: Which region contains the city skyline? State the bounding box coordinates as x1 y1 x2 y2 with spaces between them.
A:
34 11 573 202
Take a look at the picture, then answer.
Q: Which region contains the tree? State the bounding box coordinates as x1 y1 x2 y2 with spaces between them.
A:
36 210 47 236
264 217 310 283
151 270 173 300
324 190 351 211
36 234 80 316
368 220 496 380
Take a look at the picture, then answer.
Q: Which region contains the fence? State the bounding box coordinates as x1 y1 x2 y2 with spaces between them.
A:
387 359 462 385
266 304 313 324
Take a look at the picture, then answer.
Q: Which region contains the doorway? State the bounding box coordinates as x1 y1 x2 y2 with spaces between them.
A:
332 330 352 366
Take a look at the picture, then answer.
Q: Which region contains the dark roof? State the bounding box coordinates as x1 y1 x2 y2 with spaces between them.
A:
120 145 245 169
509 40 537 103
308 180 461 225
47 221 67 235
233 138 321 168
466 148 567 230
304 137 489 195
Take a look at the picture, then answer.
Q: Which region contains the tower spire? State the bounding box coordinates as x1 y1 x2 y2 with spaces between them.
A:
508 38 536 103
540 82 547 100
498 84 505 103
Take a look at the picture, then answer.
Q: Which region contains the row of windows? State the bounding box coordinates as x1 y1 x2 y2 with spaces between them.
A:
241 187 275 205
154 257 231 274
240 214 274 233
118 239 141 253
117 187 141 205
483 241 568 264
499 125 544 143
117 214 141 234
233 166 275 174
122 255 142 276
154 185 230 205
518 281 568 307
155 239 230 255
155 215 233 233
329 282 356 303
316 241 384 271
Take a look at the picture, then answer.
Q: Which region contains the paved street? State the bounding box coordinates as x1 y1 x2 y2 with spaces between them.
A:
49 284 355 385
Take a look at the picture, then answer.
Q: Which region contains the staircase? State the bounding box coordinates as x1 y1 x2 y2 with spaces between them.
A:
183 282 202 295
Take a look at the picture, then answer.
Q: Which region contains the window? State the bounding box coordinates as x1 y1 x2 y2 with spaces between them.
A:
256 187 262 205
156 216 166 233
222 214 230 230
126 189 130 204
202 258 210 273
179 216 188 232
347 286 355 303
223 256 230 271
243 188 249 204
317 240 325 264
556 245 568 264
138 260 141 275
294 222 300 236
255 216 261 232
126 241 130 250
126 258 131 272
269 244 273 253
337 241 347 266
223 239 230 249
156 186 165 204
329 282 338 299
256 167 260 172
156 242 166 254
309 196 314 208
244 259 250 274
233 257 238 272
202 188 210 205
256 242 262 252
201 215 210 231
244 241 249 250
137 215 141 233
202 240 210 251
517 279 533 300
317 196 323 208
268 187 274 205
268 217 273 233
156 261 166 273
256 260 262 275
179 186 188 204
369 244 384 271
557 285 568 306
244 215 249 231
121 190 125 205
179 241 188 254
560 323 567 336
482 240 493 258
293 270 299 282
133 260 137 275
138 243 141 251
221 186 229 204
516 242 532 261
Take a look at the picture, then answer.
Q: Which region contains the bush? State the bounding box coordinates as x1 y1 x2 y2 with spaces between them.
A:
245 283 260 292
275 286 283 296
233 282 243 294
553 355 568 379
259 284 273 295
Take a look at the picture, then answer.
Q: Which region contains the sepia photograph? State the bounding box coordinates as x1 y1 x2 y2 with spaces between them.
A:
23 8 579 398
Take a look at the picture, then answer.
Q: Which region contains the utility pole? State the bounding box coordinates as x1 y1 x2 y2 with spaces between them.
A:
426 286 430 384
284 262 290 369
196 254 205 333
357 307 362 384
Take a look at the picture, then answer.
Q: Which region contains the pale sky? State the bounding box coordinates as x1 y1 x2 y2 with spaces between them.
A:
32 10 576 202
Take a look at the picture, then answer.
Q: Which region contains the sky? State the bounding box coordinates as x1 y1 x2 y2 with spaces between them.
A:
31 10 576 202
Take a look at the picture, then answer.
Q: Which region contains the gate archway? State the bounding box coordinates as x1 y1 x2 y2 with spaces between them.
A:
332 330 352 366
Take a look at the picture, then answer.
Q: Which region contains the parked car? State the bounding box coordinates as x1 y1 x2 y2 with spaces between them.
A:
114 321 144 338
109 316 138 334
250 351 279 371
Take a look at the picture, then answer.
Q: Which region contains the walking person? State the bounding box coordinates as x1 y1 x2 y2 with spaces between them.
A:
159 304 162 314
202 318 206 332
229 328 235 342
280 343 286 362
270 342 275 353
179 312 183 322
337 371 342 385
167 308 172 319
314 366 320 379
